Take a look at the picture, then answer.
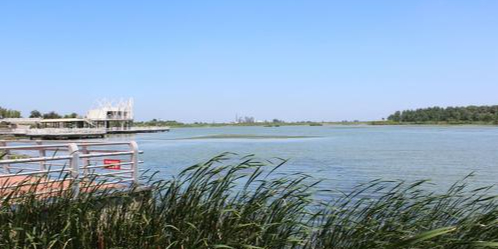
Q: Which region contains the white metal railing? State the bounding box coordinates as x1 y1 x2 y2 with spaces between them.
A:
0 141 142 198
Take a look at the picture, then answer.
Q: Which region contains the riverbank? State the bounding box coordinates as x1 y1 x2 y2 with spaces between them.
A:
368 120 498 126
134 121 326 128
135 120 498 129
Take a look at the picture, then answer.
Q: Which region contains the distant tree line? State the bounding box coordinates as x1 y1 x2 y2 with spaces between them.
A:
388 106 498 123
0 107 79 120
0 107 21 118
134 119 185 127
135 118 326 128
29 110 78 119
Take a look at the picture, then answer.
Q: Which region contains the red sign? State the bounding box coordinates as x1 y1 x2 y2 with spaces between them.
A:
104 159 121 170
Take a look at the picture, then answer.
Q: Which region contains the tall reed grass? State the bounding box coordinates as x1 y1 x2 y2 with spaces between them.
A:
0 153 497 249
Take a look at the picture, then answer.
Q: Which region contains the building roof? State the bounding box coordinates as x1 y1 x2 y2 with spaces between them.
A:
0 118 42 124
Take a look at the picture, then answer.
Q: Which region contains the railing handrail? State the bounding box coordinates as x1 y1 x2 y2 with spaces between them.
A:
0 140 138 144
0 155 74 165
0 144 75 150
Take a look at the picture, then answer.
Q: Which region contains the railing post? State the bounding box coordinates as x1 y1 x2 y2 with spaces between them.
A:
36 140 46 171
68 143 80 197
0 141 11 174
80 145 90 177
130 141 139 186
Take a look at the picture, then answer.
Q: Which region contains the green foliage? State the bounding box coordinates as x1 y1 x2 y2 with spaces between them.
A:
134 119 186 127
135 119 327 128
63 113 79 119
369 120 400 125
0 107 21 119
1 155 498 248
42 111 62 119
388 105 498 124
29 110 42 118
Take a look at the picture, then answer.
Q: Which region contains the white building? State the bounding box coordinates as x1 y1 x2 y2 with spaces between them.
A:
85 98 134 130
1 98 135 131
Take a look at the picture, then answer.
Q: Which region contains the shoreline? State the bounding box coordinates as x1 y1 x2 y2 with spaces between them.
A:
137 122 498 129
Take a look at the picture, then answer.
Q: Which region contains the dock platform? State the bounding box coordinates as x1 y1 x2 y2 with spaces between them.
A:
0 127 169 140
25 128 107 140
107 127 170 134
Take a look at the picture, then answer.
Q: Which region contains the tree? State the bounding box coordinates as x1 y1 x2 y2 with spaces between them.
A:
43 111 62 119
388 111 401 122
63 113 78 118
0 106 22 118
387 105 498 123
29 110 42 118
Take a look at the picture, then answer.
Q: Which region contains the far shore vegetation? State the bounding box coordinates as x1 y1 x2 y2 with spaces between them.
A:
385 105 498 125
133 119 327 128
0 107 21 119
0 106 80 119
4 105 498 127
135 105 498 128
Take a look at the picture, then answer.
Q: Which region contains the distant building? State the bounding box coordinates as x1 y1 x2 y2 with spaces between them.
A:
85 98 134 130
1 98 135 131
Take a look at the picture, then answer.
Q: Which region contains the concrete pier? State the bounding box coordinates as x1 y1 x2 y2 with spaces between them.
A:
0 127 169 140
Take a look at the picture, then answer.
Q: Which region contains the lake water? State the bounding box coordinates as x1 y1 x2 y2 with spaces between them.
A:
120 125 498 192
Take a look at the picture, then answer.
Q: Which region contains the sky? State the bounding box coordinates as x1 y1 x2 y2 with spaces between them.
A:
0 1 497 122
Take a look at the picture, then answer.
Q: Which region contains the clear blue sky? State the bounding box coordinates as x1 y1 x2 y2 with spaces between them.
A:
1 1 497 122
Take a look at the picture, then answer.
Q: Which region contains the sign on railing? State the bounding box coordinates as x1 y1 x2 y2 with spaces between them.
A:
104 159 122 170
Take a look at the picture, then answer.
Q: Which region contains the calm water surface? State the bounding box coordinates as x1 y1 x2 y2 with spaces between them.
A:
118 125 498 192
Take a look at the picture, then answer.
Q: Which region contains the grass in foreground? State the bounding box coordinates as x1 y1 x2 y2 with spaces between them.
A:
0 153 497 249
